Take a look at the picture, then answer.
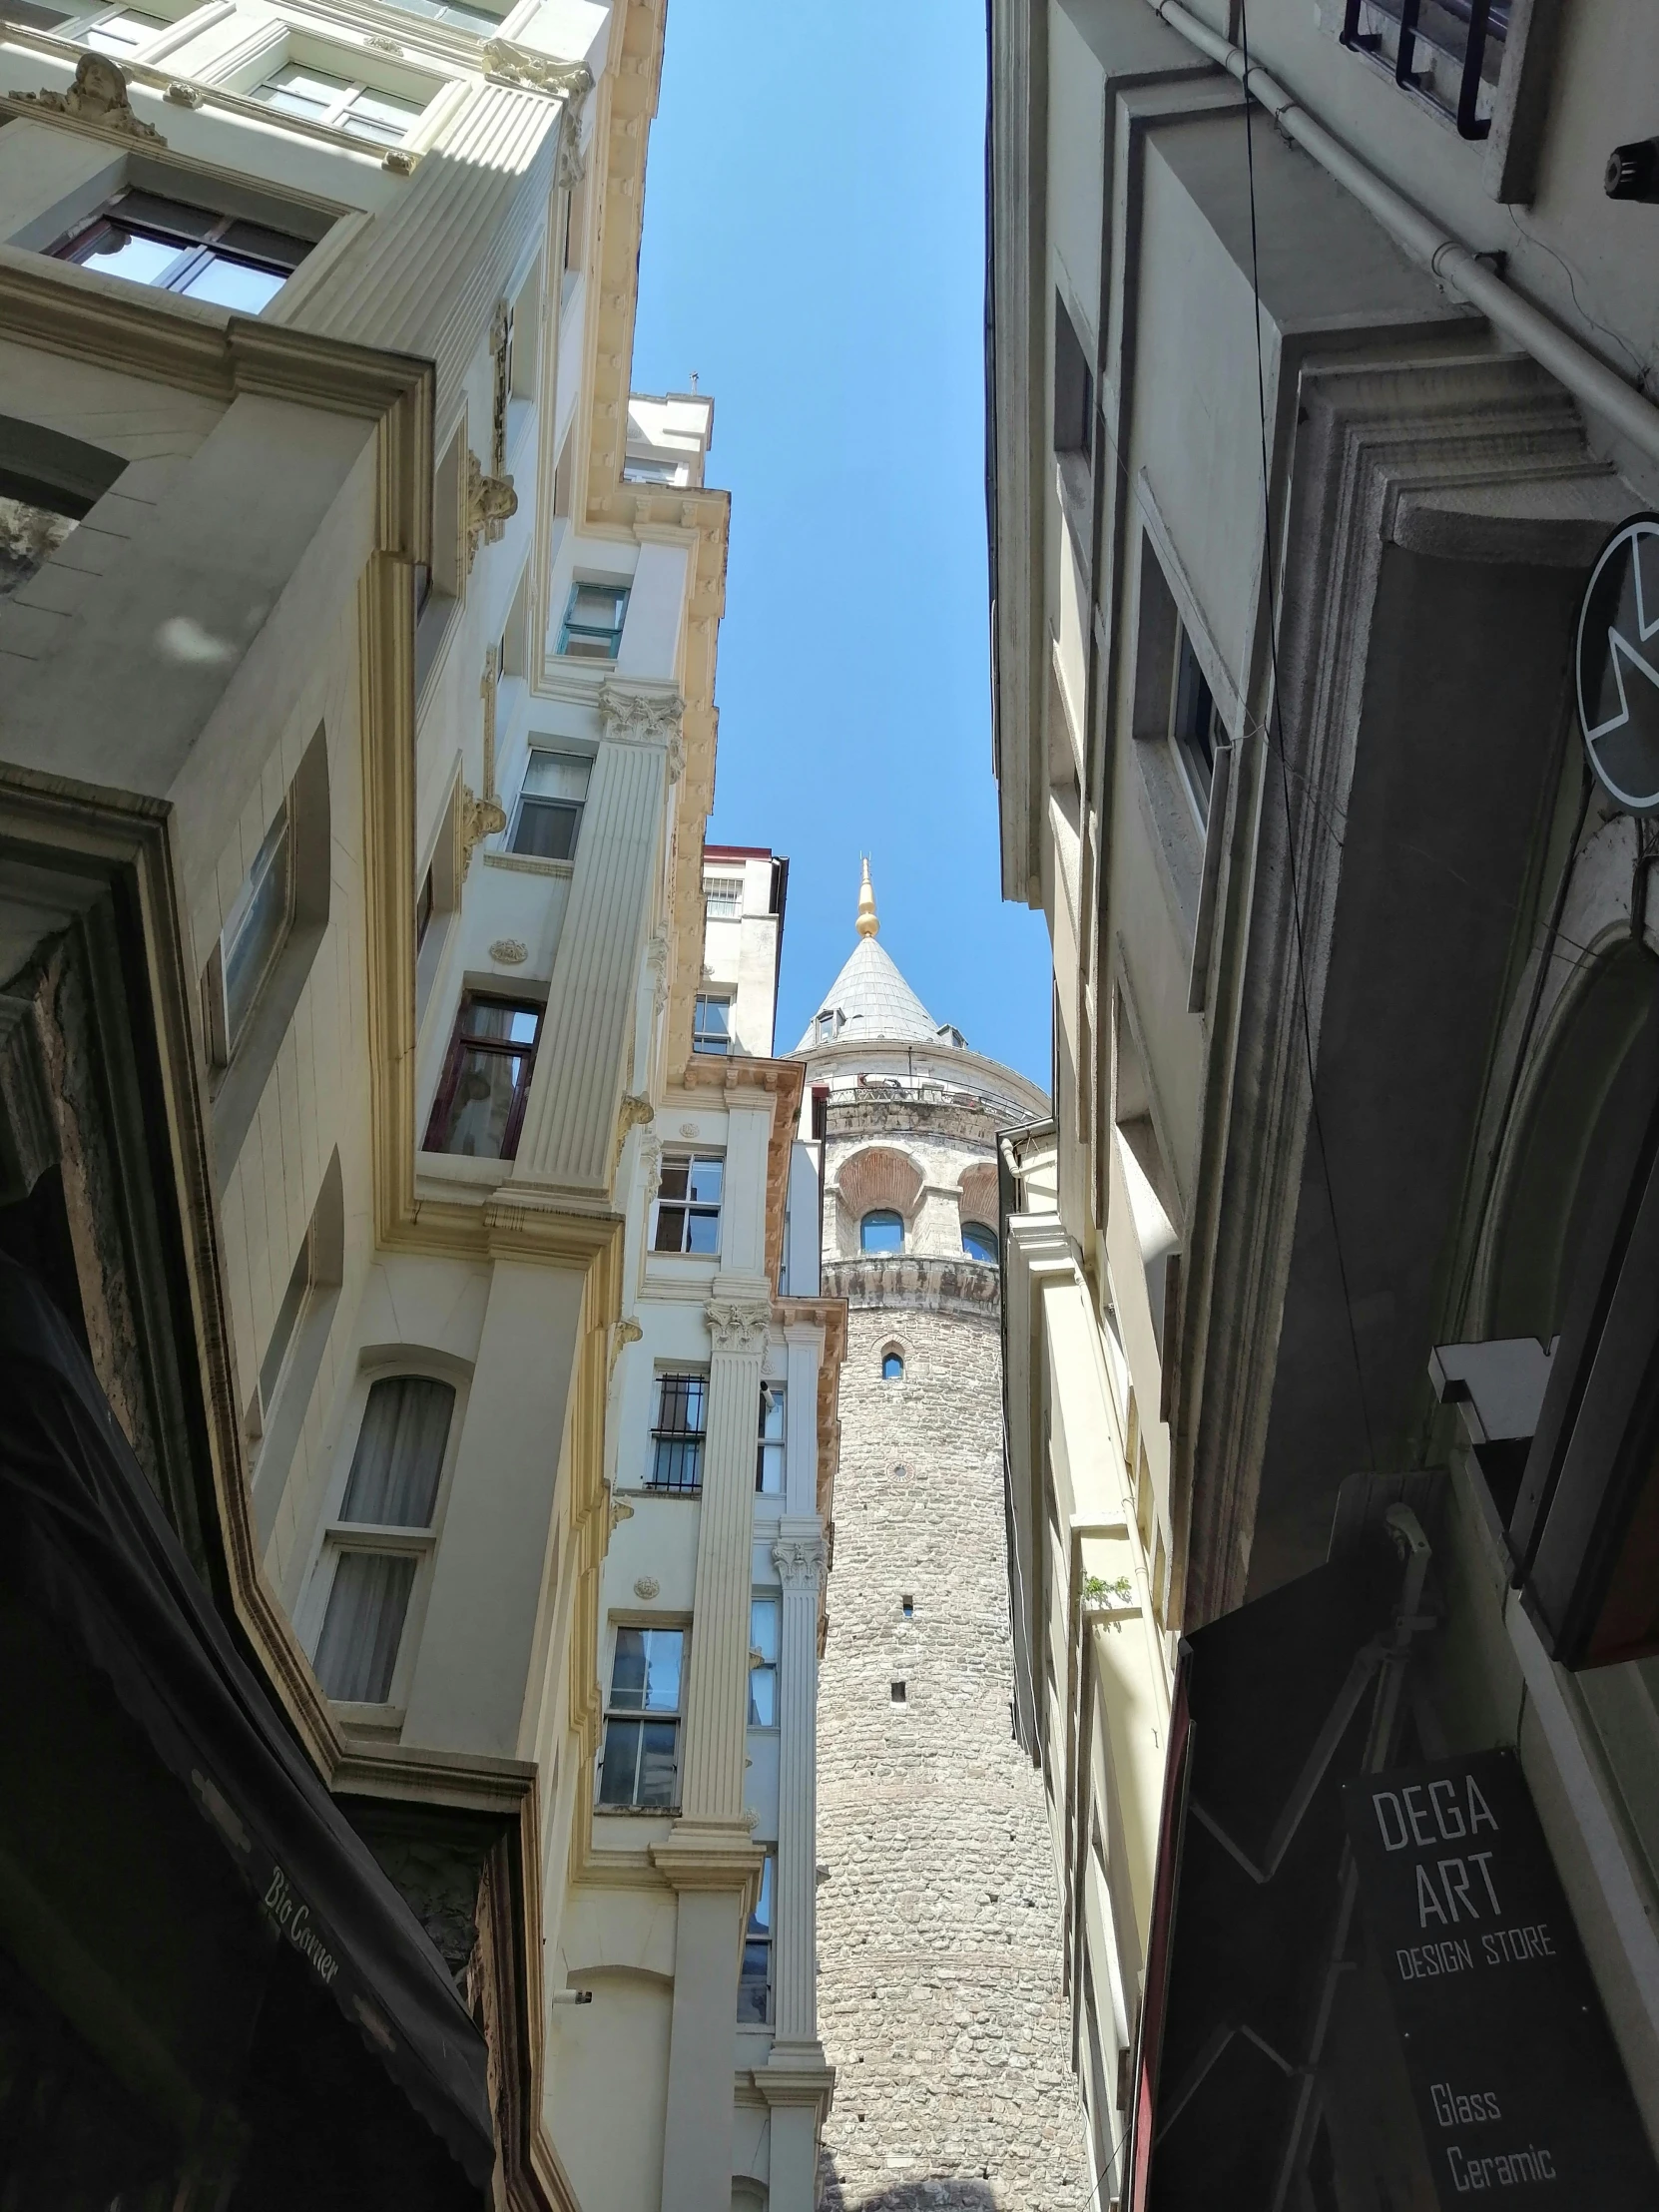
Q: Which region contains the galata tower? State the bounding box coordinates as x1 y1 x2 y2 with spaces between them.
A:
795 865 1087 2210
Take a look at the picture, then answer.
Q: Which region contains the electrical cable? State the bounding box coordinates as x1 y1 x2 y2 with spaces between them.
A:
1237 0 1377 1471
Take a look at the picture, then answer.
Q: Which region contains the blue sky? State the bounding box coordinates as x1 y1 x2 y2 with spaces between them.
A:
631 0 1052 1089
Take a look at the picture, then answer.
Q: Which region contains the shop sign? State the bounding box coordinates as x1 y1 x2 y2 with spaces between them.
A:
1344 1748 1657 2207
1577 513 1659 813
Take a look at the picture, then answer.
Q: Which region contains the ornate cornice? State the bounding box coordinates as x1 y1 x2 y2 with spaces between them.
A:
597 683 685 780
706 1298 772 1354
480 41 590 97
821 1253 1001 1321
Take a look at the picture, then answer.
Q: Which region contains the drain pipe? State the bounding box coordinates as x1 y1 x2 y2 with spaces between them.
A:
1143 0 1659 470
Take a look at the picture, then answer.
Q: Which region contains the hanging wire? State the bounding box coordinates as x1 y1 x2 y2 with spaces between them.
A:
1237 0 1378 1471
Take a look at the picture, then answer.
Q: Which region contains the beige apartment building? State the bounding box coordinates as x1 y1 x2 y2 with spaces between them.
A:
0 0 839 2204
990 0 1659 2206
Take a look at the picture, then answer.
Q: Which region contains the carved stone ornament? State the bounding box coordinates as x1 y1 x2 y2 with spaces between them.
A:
15 53 164 141
610 1090 653 1174
640 1135 662 1202
645 930 670 1014
382 147 417 176
365 33 402 52
597 683 685 750
609 1491 634 1532
554 89 587 190
489 938 527 966
773 1536 829 1593
480 42 591 98
609 1316 643 1378
706 1299 772 1355
464 452 518 571
455 783 507 882
488 299 513 475
164 81 201 106
633 1576 660 1602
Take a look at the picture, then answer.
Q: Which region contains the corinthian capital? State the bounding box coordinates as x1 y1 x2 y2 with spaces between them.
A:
598 682 686 749
705 1299 772 1354
772 1536 828 1592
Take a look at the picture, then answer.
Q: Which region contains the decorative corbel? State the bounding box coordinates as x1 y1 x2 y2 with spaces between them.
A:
488 300 513 476
609 1316 643 1380
611 1091 654 1175
455 784 506 884
464 452 517 572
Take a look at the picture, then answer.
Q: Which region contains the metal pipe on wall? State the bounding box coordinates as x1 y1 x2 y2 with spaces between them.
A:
1143 0 1659 470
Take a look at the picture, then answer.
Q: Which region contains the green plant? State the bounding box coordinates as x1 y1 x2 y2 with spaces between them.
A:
1082 1572 1134 1607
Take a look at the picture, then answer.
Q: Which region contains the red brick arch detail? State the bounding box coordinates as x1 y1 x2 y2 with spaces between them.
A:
835 1145 924 1227
957 1162 998 1232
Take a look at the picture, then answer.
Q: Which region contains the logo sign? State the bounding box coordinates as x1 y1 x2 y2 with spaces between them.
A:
1344 1749 1657 2208
1577 513 1659 812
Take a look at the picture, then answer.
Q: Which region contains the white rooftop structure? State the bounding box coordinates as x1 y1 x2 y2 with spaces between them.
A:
794 861 954 1050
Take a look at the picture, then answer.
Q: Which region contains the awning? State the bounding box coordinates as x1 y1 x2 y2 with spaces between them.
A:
1129 1550 1399 2209
0 1254 495 2194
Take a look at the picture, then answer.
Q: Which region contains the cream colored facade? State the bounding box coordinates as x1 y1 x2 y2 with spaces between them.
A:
0 0 830 2202
990 0 1659 2204
550 846 841 2212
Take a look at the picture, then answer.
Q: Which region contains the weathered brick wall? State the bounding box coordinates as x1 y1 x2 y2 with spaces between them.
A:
816 1286 1088 2211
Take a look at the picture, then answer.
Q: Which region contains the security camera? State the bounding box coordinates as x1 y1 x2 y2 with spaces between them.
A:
1606 137 1659 201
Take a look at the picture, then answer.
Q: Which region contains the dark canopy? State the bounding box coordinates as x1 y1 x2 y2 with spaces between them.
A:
0 1254 495 2195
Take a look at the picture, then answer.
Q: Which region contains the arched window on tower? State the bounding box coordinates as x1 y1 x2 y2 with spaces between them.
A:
860 1209 903 1255
881 1351 904 1382
961 1220 997 1263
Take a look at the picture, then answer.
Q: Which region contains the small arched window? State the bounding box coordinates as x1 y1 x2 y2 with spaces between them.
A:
860 1209 903 1255
961 1220 997 1263
881 1352 904 1382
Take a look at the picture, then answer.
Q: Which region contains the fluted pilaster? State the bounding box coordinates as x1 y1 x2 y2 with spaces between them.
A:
771 1530 827 2043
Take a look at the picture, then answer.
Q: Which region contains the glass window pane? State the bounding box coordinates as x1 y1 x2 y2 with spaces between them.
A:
656 1375 707 1433
222 807 292 1047
570 582 625 627
0 496 78 604
598 1716 642 1804
737 1942 771 2021
751 1599 780 1665
860 1210 904 1255
609 1626 649 1711
178 254 286 313
636 1720 679 1806
653 1204 688 1254
339 109 408 146
259 1232 310 1411
760 1383 786 1442
314 1550 416 1702
346 83 425 129
750 1855 774 1933
687 1157 724 1205
522 752 592 802
82 7 168 52
685 1209 720 1256
257 61 350 110
511 796 580 860
962 1220 998 1263
658 1160 690 1203
643 1629 683 1710
76 228 182 287
432 1044 528 1157
463 997 540 1044
748 1668 777 1728
339 1375 455 1527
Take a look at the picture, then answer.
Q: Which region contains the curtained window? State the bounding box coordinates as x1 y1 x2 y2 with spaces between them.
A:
313 1375 455 1705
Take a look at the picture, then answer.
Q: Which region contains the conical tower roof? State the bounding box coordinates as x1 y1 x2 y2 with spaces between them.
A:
794 861 945 1050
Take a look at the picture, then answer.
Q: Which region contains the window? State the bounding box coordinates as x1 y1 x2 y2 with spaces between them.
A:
860 1210 903 1256
890 1680 907 1703
900 1593 914 1620
1340 0 1507 139
51 189 310 313
693 994 732 1057
251 62 426 146
623 455 683 486
423 994 541 1160
1053 290 1093 460
756 1381 786 1495
259 1226 312 1423
510 750 589 861
66 4 170 54
1170 627 1226 826
749 1597 780 1727
738 1851 774 2024
312 1376 455 1705
598 1626 684 1809
704 873 744 919
204 799 294 1068
813 1009 841 1044
961 1220 998 1264
649 1372 707 1493
379 0 501 28
0 418 122 606
881 1351 904 1382
652 1154 723 1255
415 866 434 955
556 579 629 660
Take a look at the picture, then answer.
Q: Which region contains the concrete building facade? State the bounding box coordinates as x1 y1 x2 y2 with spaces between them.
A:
0 1 843 2204
796 871 1087 2212
989 1 1659 2206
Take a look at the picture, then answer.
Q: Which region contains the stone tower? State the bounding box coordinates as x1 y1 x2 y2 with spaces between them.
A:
795 868 1087 2211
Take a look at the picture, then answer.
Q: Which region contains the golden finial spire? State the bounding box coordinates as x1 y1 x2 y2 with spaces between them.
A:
855 856 879 939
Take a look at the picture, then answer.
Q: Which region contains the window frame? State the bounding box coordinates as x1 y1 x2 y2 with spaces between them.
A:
703 872 744 920
555 577 630 661
738 1848 776 2025
1169 624 1226 830
303 1365 463 1713
881 1350 905 1382
859 1208 905 1257
249 57 431 146
692 992 733 1057
961 1219 999 1264
1338 0 1507 142
422 990 543 1161
647 1370 708 1495
597 1622 687 1812
651 1152 725 1257
756 1379 786 1496
748 1594 780 1728
51 187 311 309
508 747 590 862
203 795 295 1071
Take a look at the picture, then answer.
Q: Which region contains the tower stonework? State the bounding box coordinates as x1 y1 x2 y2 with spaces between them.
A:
795 874 1087 2210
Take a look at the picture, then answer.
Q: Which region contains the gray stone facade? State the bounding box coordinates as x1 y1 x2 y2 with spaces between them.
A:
814 1099 1088 2211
